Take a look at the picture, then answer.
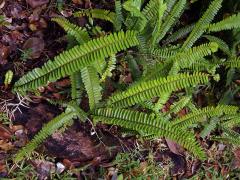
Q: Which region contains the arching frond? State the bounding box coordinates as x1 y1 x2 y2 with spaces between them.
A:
14 31 139 92
164 23 195 44
150 0 167 45
52 17 90 44
182 0 223 49
223 57 240 68
142 0 160 21
203 35 231 56
172 105 238 128
157 0 187 42
169 42 218 74
167 96 191 115
115 0 124 31
70 71 83 104
74 9 116 25
107 72 209 108
150 46 178 59
81 66 102 110
200 117 219 138
15 108 75 162
93 108 206 160
208 13 240 32
100 55 117 83
222 114 240 128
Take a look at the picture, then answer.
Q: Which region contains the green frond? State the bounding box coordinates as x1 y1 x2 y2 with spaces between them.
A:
208 13 240 32
92 108 206 160
14 31 139 92
52 17 90 44
150 0 167 45
81 66 102 110
124 0 147 32
222 114 240 128
203 35 231 56
185 58 218 75
169 42 218 74
142 0 161 21
223 57 240 68
182 0 223 49
212 136 240 145
126 55 141 80
100 55 117 83
107 72 209 108
153 92 171 113
167 96 191 115
115 0 124 31
200 117 219 138
150 46 178 59
157 0 187 42
164 0 177 17
164 23 195 44
74 9 116 25
15 109 75 162
172 105 238 128
213 125 240 145
70 71 83 104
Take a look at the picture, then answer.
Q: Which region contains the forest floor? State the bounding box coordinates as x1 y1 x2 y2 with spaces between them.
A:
0 0 240 179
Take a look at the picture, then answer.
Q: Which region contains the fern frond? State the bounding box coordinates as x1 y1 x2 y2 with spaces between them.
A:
182 0 223 49
142 0 162 21
222 115 240 128
14 31 139 92
169 42 218 74
200 117 219 138
223 57 240 68
153 92 171 113
157 0 186 42
172 105 238 128
70 71 82 104
167 96 191 115
107 72 209 108
92 108 206 160
74 9 116 24
208 13 240 32
115 0 124 31
203 35 231 56
150 46 178 59
163 0 177 18
100 55 117 83
150 0 167 45
164 23 195 44
81 66 102 110
52 17 90 44
15 110 75 162
123 0 147 32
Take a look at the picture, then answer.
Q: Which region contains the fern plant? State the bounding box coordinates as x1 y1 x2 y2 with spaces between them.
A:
13 0 240 163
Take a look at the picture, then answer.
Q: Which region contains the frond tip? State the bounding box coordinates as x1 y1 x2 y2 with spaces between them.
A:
107 72 209 107
14 30 139 92
93 108 206 160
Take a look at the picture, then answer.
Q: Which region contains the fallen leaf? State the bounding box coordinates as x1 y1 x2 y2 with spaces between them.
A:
23 37 45 59
31 160 55 179
0 140 14 151
166 139 185 156
0 124 12 140
72 0 83 4
26 0 49 8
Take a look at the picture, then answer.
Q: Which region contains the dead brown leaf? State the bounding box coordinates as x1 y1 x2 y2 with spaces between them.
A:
0 124 12 140
26 0 49 8
23 37 45 59
0 140 14 151
166 139 185 156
